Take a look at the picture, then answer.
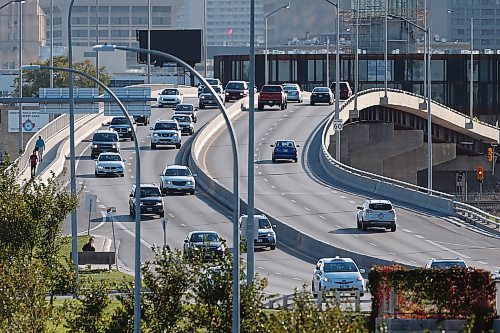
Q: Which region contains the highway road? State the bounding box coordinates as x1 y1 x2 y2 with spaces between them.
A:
57 97 315 296
203 99 500 274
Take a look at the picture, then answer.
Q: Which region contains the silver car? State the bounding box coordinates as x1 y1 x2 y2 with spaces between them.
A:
159 165 196 195
356 199 397 232
94 152 125 177
282 84 303 103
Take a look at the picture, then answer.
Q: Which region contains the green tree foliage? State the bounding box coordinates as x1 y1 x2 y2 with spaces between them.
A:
13 56 111 97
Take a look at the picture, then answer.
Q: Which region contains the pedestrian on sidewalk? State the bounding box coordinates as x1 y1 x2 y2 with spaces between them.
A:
35 135 45 162
29 149 38 177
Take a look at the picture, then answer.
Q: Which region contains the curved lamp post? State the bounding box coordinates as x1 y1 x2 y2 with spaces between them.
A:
21 64 142 291
93 44 241 333
264 3 290 84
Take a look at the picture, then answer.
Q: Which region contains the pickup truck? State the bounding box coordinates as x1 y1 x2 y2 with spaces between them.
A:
258 85 287 110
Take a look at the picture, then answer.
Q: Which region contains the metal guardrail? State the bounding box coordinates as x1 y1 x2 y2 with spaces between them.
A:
265 290 368 312
320 87 500 225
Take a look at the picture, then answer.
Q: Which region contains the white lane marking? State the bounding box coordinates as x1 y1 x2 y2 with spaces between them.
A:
319 215 326 220
258 172 262 175
258 266 265 270
290 199 296 203
425 239 471 259
340 195 347 199
279 118 283 121
180 223 187 227
293 277 302 281
369 243 378 247
128 156 133 159
331 190 338 194
77 211 107 235
127 163 132 166
141 140 145 143
281 193 286 196
256 148 259 151
130 176 135 179
255 166 259 169
168 213 175 218
115 219 153 249
263 178 269 182
353 234 359 238
258 142 262 145
476 260 488 265
265 132 269 136
98 204 106 209
410 260 417 264
335 225 341 229
64 141 93 188
128 169 132 172
415 234 425 239
275 272 282 275
254 154 258 157
389 252 395 255
79 181 84 185
273 123 277 126
271 185 276 189
402 229 413 233
304 207 311 211
349 200 356 204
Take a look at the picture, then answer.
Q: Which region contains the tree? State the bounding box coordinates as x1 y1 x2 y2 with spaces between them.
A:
13 56 111 97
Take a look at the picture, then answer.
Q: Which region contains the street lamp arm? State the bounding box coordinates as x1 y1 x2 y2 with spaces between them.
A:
265 3 291 18
0 0 24 11
388 14 427 33
323 0 338 9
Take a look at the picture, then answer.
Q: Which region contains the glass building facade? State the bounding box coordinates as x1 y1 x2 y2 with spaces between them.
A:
214 53 500 123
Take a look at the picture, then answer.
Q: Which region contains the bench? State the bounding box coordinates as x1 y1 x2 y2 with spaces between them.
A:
75 251 116 270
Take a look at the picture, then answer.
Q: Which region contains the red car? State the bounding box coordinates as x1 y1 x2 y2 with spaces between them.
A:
258 85 287 110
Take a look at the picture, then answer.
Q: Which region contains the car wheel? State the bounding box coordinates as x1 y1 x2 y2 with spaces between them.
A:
294 157 298 163
312 281 317 297
190 190 195 195
310 102 315 106
199 104 205 109
158 104 163 108
270 244 276 250
120 173 125 177
151 143 156 149
258 104 263 111
329 100 333 105
129 206 134 216
130 135 134 142
95 172 99 177
272 158 276 163
362 221 368 231
391 225 397 232
176 143 181 149
356 217 361 230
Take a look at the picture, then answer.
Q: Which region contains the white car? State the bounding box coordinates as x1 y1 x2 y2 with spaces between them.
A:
159 165 196 195
94 152 125 177
239 214 276 250
356 199 397 232
198 78 223 96
312 257 365 297
174 103 198 122
282 84 303 103
157 88 183 108
425 258 468 269
150 120 181 149
172 114 194 135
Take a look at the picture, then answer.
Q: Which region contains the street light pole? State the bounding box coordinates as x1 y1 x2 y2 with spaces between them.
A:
18 0 23 153
381 0 388 105
264 3 290 85
147 0 151 84
204 0 207 78
93 43 241 333
351 0 359 118
326 37 329 87
466 17 474 128
68 0 79 294
95 0 99 88
50 0 53 88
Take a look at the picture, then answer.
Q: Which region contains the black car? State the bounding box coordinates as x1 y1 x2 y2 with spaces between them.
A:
133 114 150 126
109 116 136 141
224 81 249 102
330 81 353 100
183 231 225 260
310 87 334 105
199 86 224 109
91 130 120 159
129 184 164 217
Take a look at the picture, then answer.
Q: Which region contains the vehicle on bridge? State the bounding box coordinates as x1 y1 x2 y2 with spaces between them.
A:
310 87 333 105
224 81 249 102
174 103 198 123
94 152 125 177
183 231 225 260
330 81 352 100
199 85 224 109
197 78 223 96
172 115 194 135
271 140 299 163
356 199 397 232
150 119 182 149
159 165 196 195
258 85 287 110
108 116 136 141
239 214 277 251
282 83 303 103
129 183 164 217
425 258 468 269
312 257 365 298
91 129 120 159
157 88 184 108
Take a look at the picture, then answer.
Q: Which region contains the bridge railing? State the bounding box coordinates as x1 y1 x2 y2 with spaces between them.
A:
320 88 500 221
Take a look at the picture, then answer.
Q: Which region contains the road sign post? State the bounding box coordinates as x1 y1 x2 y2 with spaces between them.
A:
106 207 118 270
84 194 97 235
161 217 169 248
332 119 343 132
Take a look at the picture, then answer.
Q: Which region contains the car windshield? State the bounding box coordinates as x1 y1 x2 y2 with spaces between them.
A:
226 82 245 90
206 79 219 85
176 104 194 111
313 88 329 93
173 116 191 123
261 86 282 92
141 187 161 197
258 218 272 228
431 261 466 269
164 168 191 176
202 86 222 94
190 232 220 242
98 154 121 162
161 89 179 95
323 261 358 273
93 133 118 142
368 203 393 210
283 86 298 91
110 117 128 125
154 122 178 130
276 141 294 147
331 83 349 90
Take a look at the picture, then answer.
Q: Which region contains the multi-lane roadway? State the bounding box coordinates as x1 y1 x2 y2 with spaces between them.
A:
58 92 500 296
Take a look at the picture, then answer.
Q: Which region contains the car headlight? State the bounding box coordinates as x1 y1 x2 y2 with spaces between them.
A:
97 165 104 169
156 202 163 206
127 128 131 131
92 144 98 148
153 133 159 137
172 133 178 137
217 245 224 251
239 92 243 95
267 232 274 237
111 143 117 148
200 95 205 99
225 92 229 95
357 275 363 281
322 277 331 283
166 181 172 185
140 202 144 206
186 181 193 185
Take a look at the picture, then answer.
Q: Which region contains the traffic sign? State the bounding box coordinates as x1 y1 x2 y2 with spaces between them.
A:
38 88 99 114
332 119 343 131
84 194 98 213
104 87 152 117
